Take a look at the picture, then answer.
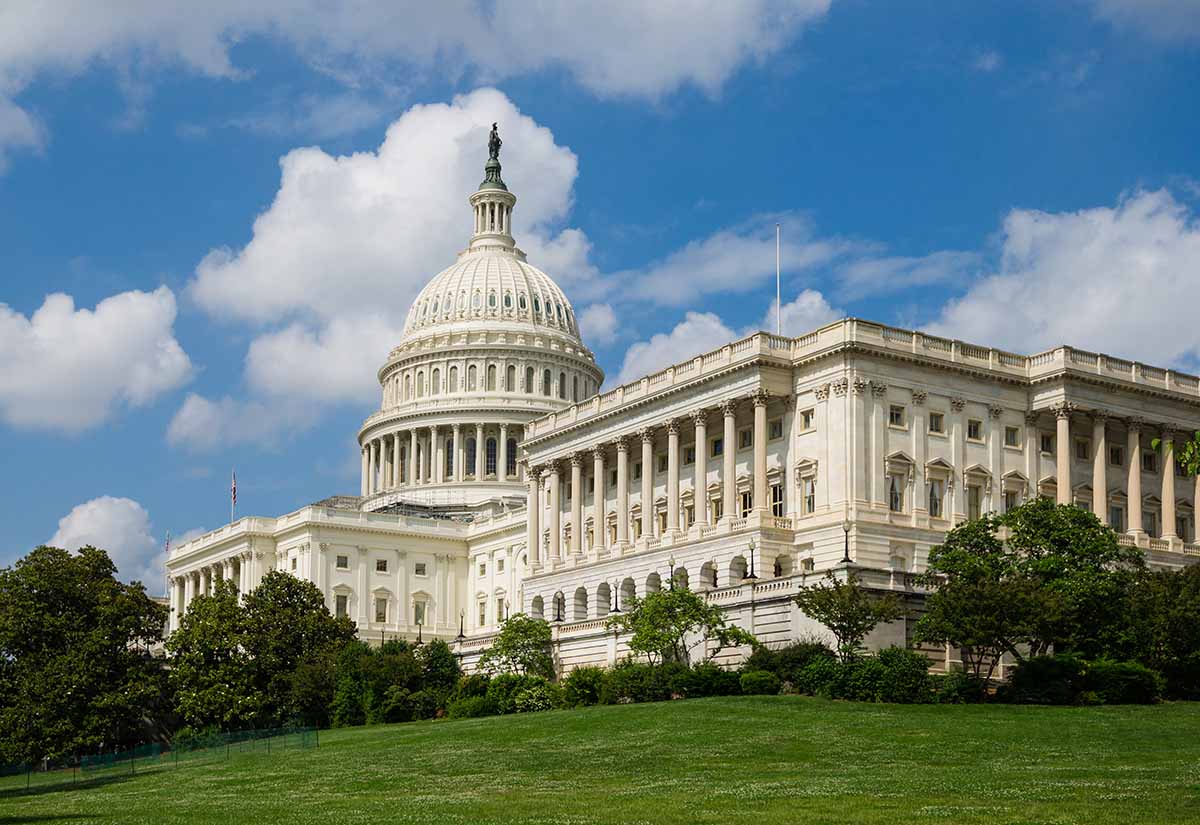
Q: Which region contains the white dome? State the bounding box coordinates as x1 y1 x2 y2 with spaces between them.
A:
401 247 583 344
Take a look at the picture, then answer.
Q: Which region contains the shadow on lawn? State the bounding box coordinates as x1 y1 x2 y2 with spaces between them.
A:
0 770 137 802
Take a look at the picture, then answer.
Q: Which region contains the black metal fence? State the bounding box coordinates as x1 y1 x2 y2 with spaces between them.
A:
0 726 317 793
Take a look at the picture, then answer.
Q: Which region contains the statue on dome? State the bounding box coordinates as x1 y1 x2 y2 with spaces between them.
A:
488 123 502 161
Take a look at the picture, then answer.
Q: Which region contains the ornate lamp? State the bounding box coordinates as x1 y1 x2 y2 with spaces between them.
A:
415 621 424 647
842 520 852 564
744 538 758 581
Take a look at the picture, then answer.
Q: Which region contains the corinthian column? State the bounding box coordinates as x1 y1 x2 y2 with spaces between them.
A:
570 453 583 555
1163 429 1177 540
368 440 379 495
692 409 708 527
641 429 654 538
475 423 485 480
392 433 402 488
721 400 737 521
667 419 681 534
1128 420 1144 536
499 424 509 482
753 390 769 512
1092 412 1108 518
593 446 607 553
1054 403 1074 505
360 446 368 496
616 436 630 547
548 462 562 560
527 466 542 566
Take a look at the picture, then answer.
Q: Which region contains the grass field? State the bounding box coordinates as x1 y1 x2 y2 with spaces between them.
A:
3 696 1199 824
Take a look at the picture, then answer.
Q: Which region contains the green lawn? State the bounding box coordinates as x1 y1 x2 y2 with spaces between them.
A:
4 696 1200 824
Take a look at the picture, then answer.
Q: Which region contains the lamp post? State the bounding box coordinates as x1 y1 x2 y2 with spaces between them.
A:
611 580 620 614
553 595 564 624
842 520 852 564
744 538 758 581
667 555 676 590
415 621 424 647
456 609 466 644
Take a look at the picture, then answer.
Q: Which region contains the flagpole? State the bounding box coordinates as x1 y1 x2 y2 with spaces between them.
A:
775 222 781 335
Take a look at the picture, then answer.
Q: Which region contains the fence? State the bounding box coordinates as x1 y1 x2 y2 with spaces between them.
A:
0 726 317 794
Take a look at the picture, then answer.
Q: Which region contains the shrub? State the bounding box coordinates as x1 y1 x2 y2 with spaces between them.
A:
601 661 682 704
744 640 836 684
839 657 888 702
673 663 742 698
739 669 782 696
447 695 497 719
455 673 491 700
795 656 841 696
875 647 933 704
380 686 414 723
932 671 988 704
486 673 547 714
562 666 608 707
1085 659 1163 705
1162 652 1200 700
1000 654 1086 705
514 681 563 713
408 687 448 720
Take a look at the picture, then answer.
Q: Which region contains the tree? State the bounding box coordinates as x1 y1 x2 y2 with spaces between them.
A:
478 613 554 679
166 579 257 731
1154 431 1200 477
606 586 757 666
417 638 462 691
0 546 168 763
794 571 904 662
1115 565 1200 698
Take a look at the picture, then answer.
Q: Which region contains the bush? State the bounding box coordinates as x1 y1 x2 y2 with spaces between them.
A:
380 686 414 723
1162 651 1200 700
1001 654 1086 705
514 681 564 713
795 656 841 696
1085 659 1163 705
447 695 497 719
875 647 933 704
932 671 988 704
744 640 836 684
486 673 547 714
408 687 448 720
673 663 742 698
839 657 888 702
562 666 608 707
601 661 684 704
455 674 491 700
739 669 782 696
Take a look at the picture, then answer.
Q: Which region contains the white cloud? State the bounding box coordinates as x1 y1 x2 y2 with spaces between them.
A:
167 393 317 452
615 311 738 385
0 1 830 167
835 250 979 300
578 303 619 346
972 50 1003 72
1089 0 1200 43
768 288 842 335
0 96 42 170
48 496 164 587
928 189 1200 365
0 287 191 432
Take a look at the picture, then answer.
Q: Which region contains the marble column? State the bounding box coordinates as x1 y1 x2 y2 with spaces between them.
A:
434 426 444 484
1128 420 1144 536
382 435 392 490
692 410 708 527
1054 403 1073 505
548 462 562 560
593 446 607 553
640 429 654 538
475 423 485 480
409 430 418 486
570 453 584 554
360 446 369 496
528 467 542 565
616 436 630 547
453 424 464 483
667 419 681 533
1092 413 1108 518
183 572 193 614
721 400 737 521
753 390 769 511
499 424 509 482
393 431 402 488
368 440 379 495
1163 429 1177 540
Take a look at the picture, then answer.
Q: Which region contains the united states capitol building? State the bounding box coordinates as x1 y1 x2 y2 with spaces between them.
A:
166 130 1200 672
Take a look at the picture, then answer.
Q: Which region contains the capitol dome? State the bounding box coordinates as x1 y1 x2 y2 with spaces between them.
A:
357 124 603 513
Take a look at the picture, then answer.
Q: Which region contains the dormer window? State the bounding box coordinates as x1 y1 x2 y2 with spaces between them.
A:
488 292 497 308
533 296 541 314
518 294 528 310
504 292 513 309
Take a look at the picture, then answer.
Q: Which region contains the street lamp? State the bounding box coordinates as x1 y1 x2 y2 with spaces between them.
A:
553 595 564 623
456 609 466 643
611 580 621 613
667 555 676 590
842 520 852 564
415 621 424 647
744 538 758 581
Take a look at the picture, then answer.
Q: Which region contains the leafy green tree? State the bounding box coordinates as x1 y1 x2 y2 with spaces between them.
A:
794 571 903 662
606 586 757 666
166 579 257 731
418 638 462 691
478 613 554 679
1154 431 1200 477
0 546 168 763
1116 565 1200 698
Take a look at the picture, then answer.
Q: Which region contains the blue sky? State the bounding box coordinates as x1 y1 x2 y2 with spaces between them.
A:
2 0 1198 588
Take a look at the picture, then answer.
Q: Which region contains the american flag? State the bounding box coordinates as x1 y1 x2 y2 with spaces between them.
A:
231 469 238 508
164 531 171 555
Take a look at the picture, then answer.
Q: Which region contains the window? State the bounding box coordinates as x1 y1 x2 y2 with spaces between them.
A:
657 454 668 473
449 366 459 392
711 437 724 457
290 557 297 571
769 419 784 440
684 504 695 527
478 602 487 627
888 474 905 512
1005 426 1020 448
771 483 784 517
375 559 388 573
497 559 504 573
928 479 944 518
506 365 515 392
634 462 642 480
1177 516 1191 542
431 368 440 395
445 438 455 477
335 594 348 618
1076 439 1090 461
414 562 427 577
1110 445 1124 466
889 405 906 428
738 428 753 450
478 562 486 577
468 364 477 390
967 485 982 520
487 364 496 391
486 438 497 475
803 478 816 515
801 408 815 430
610 468 617 488
558 371 567 399
1004 490 1019 513
740 491 753 518
683 445 695 465
466 438 477 475
1040 434 1053 454
336 555 349 570
496 600 505 623
928 412 945 434
710 498 723 522
1142 452 1158 474
506 439 518 476
967 419 983 441
375 598 387 623
1144 512 1158 538
543 369 552 397
413 601 426 625
525 366 534 394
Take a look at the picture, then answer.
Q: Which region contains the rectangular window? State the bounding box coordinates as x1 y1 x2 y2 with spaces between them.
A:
889 405 906 428
769 418 784 440
738 428 753 450
801 408 815 430
711 437 724 457
1075 439 1090 461
1144 512 1157 537
414 562 427 577
771 483 784 517
967 419 983 441
657 454 668 473
290 557 297 571
740 491 753 518
684 504 695 527
633 518 642 538
1004 490 1019 513
803 478 816 515
414 601 426 626
497 559 504 573
711 498 723 522
634 462 642 480
375 597 387 624
1178 516 1191 543
335 594 348 618
1040 434 1054 454
967 485 982 520
478 562 486 577
657 512 667 533
1110 445 1124 466
496 601 505 623
375 559 388 573
1005 426 1020 448
929 412 945 434
478 602 487 627
1109 505 1124 532
928 479 943 518
336 554 349 569
1142 452 1158 473
610 468 618 487
888 474 905 512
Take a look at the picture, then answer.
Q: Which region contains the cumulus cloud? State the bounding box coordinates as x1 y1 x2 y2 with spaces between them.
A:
615 311 739 385
768 288 842 335
928 189 1200 364
578 303 619 346
48 496 164 587
0 287 191 432
1089 0 1200 43
835 250 980 300
167 393 317 452
0 1 830 168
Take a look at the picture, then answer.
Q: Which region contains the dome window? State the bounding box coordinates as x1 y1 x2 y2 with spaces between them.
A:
472 292 481 309
556 303 564 324
432 298 439 314
533 296 541 314
504 292 513 309
518 294 527 310
458 292 467 310
488 292 497 308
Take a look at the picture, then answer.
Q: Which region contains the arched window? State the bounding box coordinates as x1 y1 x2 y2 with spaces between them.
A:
542 369 552 397
506 439 517 476
573 586 588 621
445 437 454 477
404 374 411 401
488 292 497 309
505 365 515 392
432 298 439 314
449 366 458 393
486 438 497 475
431 368 440 395
416 370 425 398
468 365 477 391
572 376 579 402
503 292 512 309
472 292 481 309
525 366 534 394
558 371 567 399
466 438 477 476
519 293 527 311
533 296 541 314
486 364 496 391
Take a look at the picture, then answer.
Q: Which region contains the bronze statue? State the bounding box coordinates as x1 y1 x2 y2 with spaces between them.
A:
488 122 502 161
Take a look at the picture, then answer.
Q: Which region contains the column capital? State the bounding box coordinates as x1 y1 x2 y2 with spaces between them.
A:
1127 416 1144 433
949 396 965 412
814 382 831 401
851 379 868 396
570 452 585 468
1052 401 1076 420
667 418 681 436
1091 409 1110 423
831 377 849 397
1160 425 1176 441
529 464 543 481
639 427 655 444
546 459 561 476
752 388 771 406
690 408 708 426
872 381 889 397
911 388 926 405
988 404 1004 419
615 435 630 452
720 398 738 417
452 422 461 433
591 445 606 462
1024 410 1040 426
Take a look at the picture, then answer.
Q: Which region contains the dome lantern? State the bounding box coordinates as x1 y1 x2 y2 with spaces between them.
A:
469 123 517 252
